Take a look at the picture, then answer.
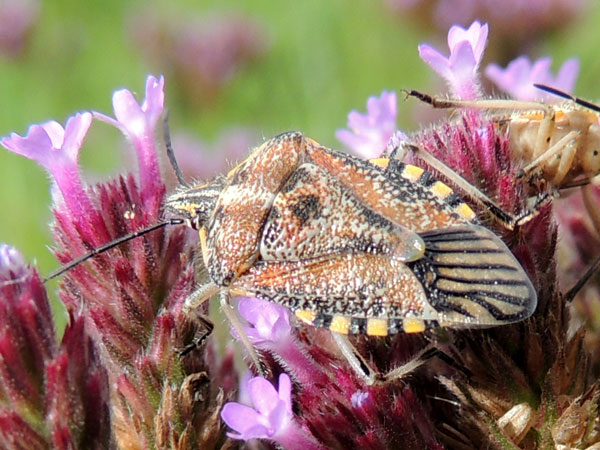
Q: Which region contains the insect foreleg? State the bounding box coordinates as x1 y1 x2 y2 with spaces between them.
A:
219 291 271 377
403 89 553 115
183 281 220 313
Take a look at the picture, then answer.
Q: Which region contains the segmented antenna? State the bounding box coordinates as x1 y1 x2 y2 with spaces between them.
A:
534 84 600 113
43 218 185 283
163 111 189 187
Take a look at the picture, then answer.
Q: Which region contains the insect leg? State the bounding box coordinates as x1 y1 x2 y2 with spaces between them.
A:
179 313 214 356
564 254 600 303
183 281 220 312
403 89 553 115
219 291 270 377
331 332 378 385
391 141 547 229
518 130 580 183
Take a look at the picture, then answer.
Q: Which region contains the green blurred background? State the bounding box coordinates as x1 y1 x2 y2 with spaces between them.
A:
1 0 599 324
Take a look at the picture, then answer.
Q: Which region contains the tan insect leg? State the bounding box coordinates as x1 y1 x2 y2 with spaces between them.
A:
331 332 378 385
394 142 545 229
219 291 270 377
553 135 579 186
403 90 553 115
378 344 435 382
531 106 556 160
182 281 220 313
332 332 437 385
518 131 580 183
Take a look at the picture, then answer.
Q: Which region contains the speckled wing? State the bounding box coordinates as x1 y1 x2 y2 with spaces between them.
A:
249 158 536 333
259 162 426 263
235 223 536 334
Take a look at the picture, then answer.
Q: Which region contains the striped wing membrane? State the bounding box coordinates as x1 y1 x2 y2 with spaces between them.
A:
407 225 536 327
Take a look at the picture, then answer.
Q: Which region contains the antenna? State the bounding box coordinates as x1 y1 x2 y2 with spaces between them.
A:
43 218 185 283
44 115 192 283
163 111 189 187
534 84 600 113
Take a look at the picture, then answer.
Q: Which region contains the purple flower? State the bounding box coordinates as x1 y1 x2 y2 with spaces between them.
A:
236 297 328 386
93 75 164 207
336 91 398 158
238 297 292 344
129 10 268 103
418 20 488 99
485 56 580 101
1 113 94 221
0 0 39 58
221 373 322 449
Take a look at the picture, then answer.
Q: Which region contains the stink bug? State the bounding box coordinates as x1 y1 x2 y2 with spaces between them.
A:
163 131 536 382
46 130 536 384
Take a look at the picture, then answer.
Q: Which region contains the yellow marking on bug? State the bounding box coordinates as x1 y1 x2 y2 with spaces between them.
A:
329 315 351 334
401 164 425 182
366 318 389 336
370 158 390 169
295 310 317 325
455 203 477 221
431 181 453 199
199 227 210 267
403 318 426 333
230 288 250 296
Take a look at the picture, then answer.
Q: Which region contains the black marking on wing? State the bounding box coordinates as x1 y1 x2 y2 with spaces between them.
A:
407 225 537 326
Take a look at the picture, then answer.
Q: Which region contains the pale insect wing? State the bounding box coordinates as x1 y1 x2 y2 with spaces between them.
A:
408 224 537 327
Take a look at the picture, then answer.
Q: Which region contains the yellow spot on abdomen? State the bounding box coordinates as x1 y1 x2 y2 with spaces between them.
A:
403 318 426 333
401 164 425 182
329 316 351 334
431 181 453 198
370 158 390 169
295 310 317 325
455 203 476 221
366 318 388 336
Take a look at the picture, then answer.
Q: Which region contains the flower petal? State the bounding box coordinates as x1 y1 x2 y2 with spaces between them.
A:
112 89 146 138
141 75 164 126
62 112 92 162
221 402 264 431
418 43 450 78
248 376 280 415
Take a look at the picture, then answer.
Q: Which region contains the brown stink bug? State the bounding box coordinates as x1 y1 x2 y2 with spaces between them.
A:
162 130 536 383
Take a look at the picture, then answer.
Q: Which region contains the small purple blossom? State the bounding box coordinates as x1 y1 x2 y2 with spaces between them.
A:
238 297 292 345
485 56 580 101
418 20 488 99
336 90 398 159
0 244 28 281
222 373 322 449
0 0 39 58
1 113 94 221
93 75 164 206
236 297 328 386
